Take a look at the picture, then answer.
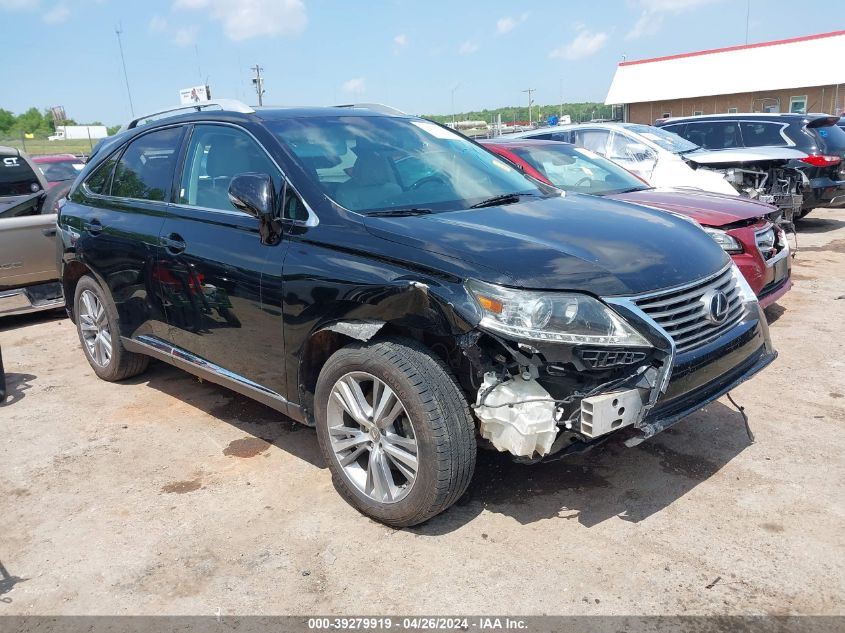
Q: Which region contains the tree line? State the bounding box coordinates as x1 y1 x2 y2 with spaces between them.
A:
424 102 615 125
0 107 121 138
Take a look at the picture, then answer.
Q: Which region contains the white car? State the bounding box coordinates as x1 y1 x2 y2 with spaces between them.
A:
506 122 812 222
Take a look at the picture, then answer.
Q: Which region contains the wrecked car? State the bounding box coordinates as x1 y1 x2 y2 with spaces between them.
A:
58 102 776 526
658 113 845 220
510 122 809 225
481 139 792 308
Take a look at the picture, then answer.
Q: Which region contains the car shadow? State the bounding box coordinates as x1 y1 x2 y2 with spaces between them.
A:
795 216 845 234
414 401 752 534
120 360 326 469
117 362 752 531
0 373 36 406
0 309 65 334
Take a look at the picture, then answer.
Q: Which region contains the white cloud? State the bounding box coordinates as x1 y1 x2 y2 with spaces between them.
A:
174 0 307 41
342 78 365 95
496 13 527 34
626 0 719 39
393 33 407 47
549 28 608 60
173 25 198 46
149 15 168 32
42 3 70 23
458 40 479 55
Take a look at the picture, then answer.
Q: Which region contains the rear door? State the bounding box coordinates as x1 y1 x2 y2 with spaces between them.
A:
66 125 185 339
157 122 290 392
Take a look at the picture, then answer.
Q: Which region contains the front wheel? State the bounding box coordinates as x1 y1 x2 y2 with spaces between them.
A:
315 338 476 527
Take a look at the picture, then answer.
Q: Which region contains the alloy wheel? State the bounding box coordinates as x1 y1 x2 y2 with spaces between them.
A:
79 289 112 367
326 371 418 504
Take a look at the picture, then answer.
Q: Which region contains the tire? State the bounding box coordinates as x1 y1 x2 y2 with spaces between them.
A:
315 337 476 527
796 208 812 220
73 275 149 381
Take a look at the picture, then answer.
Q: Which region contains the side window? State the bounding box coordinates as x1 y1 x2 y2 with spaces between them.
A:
550 131 571 142
572 129 610 155
739 122 789 147
607 132 655 162
282 184 307 221
83 156 118 195
682 121 741 149
179 124 280 213
526 132 553 140
112 127 183 201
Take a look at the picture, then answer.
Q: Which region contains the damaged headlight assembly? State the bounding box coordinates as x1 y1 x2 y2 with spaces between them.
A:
466 280 656 459
467 279 651 347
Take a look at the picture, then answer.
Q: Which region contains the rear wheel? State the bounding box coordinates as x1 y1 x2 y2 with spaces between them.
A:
74 276 149 381
315 338 476 527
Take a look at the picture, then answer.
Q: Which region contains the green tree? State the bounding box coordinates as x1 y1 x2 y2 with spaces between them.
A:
0 109 14 133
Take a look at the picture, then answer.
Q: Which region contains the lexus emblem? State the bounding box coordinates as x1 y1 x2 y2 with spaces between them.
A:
702 290 730 324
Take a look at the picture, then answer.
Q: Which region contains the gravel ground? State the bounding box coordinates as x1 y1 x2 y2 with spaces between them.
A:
1 209 843 616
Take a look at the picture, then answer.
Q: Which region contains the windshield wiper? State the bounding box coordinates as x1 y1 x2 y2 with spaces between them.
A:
366 208 433 217
469 193 536 209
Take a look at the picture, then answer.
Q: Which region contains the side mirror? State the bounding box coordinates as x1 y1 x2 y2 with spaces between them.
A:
228 173 275 220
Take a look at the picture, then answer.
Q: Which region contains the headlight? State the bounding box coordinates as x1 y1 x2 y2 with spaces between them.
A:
703 227 743 253
467 280 651 346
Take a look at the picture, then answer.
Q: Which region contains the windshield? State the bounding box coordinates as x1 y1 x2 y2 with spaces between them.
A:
37 159 85 182
625 124 700 154
269 116 545 213
508 143 649 195
0 154 42 197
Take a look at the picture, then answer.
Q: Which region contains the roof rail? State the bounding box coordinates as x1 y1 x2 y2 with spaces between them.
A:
121 99 255 131
333 103 406 116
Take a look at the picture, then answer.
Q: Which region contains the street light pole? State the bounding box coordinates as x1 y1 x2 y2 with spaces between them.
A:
451 83 461 128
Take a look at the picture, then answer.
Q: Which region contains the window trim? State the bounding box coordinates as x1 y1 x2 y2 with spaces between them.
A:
727 107 738 114
82 123 187 206
171 121 318 227
692 110 703 116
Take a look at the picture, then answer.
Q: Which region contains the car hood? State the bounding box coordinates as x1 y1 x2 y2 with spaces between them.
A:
362 193 729 297
606 188 772 227
686 146 807 165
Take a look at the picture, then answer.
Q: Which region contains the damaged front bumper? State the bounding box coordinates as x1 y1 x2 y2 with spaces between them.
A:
471 266 776 459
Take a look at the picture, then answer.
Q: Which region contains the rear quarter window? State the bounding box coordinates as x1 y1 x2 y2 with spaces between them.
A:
83 156 118 195
739 122 790 147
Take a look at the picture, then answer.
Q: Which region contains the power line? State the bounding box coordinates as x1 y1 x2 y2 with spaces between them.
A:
115 24 134 118
251 64 265 106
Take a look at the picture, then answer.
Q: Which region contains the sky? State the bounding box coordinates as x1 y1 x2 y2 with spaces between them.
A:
1 0 844 126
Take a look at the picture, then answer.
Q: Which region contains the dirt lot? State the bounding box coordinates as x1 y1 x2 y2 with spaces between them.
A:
1 209 844 616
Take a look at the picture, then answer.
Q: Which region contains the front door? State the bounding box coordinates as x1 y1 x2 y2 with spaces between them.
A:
157 123 289 393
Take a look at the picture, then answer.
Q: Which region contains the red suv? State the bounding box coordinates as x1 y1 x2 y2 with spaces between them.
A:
482 139 791 307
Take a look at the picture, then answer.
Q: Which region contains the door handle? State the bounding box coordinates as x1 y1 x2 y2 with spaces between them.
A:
42 227 57 237
161 233 186 254
83 219 102 235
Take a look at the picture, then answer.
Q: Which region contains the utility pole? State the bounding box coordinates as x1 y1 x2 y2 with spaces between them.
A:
115 24 134 118
251 64 265 106
522 88 535 126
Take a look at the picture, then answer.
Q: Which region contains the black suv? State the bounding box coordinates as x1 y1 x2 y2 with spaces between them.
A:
657 113 845 216
58 102 776 526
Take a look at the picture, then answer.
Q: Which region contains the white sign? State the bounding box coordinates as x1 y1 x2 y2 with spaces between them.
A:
179 85 210 105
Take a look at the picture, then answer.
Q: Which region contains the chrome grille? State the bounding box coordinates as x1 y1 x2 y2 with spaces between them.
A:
634 267 744 353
